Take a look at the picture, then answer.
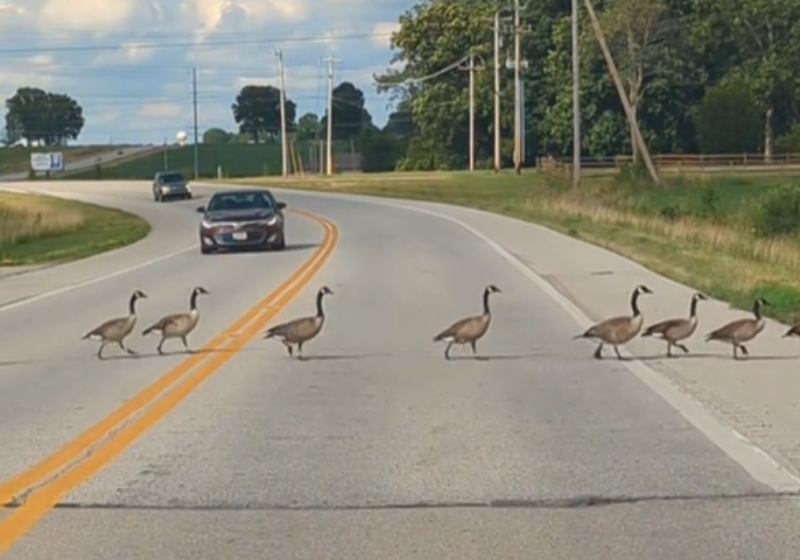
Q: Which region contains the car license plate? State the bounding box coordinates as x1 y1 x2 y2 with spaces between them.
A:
232 231 247 240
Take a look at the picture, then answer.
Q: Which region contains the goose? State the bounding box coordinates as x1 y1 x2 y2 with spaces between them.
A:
81 290 147 359
573 284 653 359
705 297 768 359
641 292 707 357
141 286 210 354
264 286 333 358
433 284 501 360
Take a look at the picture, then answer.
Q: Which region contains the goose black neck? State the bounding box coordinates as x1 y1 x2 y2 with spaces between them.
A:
753 300 763 320
190 291 199 310
316 290 325 316
689 297 698 318
630 290 641 316
128 293 138 315
483 288 491 315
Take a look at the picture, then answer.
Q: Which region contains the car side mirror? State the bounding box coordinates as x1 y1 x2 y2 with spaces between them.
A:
196 206 205 213
276 202 286 210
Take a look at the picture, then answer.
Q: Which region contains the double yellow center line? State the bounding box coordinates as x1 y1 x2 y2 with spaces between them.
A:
0 209 338 555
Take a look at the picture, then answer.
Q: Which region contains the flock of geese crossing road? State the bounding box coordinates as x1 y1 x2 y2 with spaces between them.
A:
78 283 800 361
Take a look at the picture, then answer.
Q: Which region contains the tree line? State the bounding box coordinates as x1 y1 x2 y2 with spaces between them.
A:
2 87 85 146
370 0 800 170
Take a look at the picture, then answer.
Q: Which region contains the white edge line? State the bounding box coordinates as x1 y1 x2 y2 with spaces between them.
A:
0 245 196 312
269 186 800 494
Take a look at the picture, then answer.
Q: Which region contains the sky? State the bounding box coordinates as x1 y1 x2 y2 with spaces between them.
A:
0 0 413 145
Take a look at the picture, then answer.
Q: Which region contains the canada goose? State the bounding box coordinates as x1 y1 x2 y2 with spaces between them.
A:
81 290 148 359
141 286 210 354
264 286 333 358
573 284 653 359
705 297 768 359
782 322 800 338
433 284 501 360
641 292 708 357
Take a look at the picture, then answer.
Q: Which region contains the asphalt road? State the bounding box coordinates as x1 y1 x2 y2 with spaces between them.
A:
0 181 799 559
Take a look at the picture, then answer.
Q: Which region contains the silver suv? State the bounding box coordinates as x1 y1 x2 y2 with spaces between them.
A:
152 171 192 202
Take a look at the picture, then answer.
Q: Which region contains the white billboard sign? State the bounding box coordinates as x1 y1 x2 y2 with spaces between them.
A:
30 152 64 172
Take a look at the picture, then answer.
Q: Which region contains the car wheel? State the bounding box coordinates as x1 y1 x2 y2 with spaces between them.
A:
200 242 213 254
272 235 286 250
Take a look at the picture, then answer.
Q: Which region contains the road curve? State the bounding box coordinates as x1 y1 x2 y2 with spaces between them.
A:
0 180 799 559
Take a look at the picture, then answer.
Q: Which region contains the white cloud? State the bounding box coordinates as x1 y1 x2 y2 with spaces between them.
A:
39 0 137 32
0 0 411 143
138 102 185 119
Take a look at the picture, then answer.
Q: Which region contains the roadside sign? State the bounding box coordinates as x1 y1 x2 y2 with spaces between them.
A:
30 152 64 172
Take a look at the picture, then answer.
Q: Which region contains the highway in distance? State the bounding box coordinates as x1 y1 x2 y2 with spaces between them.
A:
0 181 798 559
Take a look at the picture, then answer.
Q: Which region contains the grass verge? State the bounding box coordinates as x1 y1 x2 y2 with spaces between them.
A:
0 192 150 265
224 169 800 325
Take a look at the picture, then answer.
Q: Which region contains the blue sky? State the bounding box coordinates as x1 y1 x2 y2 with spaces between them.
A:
0 0 413 145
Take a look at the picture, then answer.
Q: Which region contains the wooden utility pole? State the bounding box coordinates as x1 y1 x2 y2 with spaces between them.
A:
275 50 288 177
323 56 340 176
571 0 581 186
583 0 660 184
460 55 483 171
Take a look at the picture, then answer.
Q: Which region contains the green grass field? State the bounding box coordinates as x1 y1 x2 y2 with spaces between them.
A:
0 145 127 175
0 192 150 265
226 169 800 325
61 141 353 180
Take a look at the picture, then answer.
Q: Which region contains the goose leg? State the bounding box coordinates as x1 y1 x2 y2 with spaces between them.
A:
593 343 603 359
613 345 623 360
666 342 673 358
732 344 738 360
444 341 453 360
97 342 106 360
470 340 477 356
739 345 749 358
157 338 166 355
181 336 191 353
676 343 690 354
118 341 137 355
297 342 304 360
282 342 293 357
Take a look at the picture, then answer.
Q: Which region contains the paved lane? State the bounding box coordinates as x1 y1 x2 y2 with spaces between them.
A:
2 183 800 559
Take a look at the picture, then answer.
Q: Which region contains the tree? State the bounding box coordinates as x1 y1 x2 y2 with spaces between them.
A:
4 87 84 146
692 0 800 157
202 127 232 144
383 99 416 139
320 82 373 140
296 112 321 140
231 85 296 143
694 86 762 153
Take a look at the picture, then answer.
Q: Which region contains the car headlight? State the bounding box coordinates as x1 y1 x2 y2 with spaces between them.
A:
161 186 169 192
201 220 213 229
264 215 280 226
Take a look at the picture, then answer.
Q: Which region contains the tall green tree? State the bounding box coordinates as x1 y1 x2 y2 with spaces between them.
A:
4 87 84 146
296 112 321 140
231 85 296 142
691 0 800 156
202 127 231 144
320 82 373 140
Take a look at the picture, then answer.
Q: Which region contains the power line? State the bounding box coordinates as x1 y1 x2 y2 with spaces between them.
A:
0 32 393 55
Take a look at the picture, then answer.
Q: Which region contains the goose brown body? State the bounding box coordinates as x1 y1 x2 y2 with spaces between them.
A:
433 285 501 360
642 292 707 357
573 284 653 359
82 290 147 359
264 286 333 358
142 286 209 354
705 297 768 359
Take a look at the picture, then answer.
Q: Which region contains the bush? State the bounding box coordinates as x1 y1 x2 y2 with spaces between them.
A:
694 86 762 154
752 182 800 237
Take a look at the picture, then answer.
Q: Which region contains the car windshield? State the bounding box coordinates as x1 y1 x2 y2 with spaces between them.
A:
159 173 185 183
207 192 274 211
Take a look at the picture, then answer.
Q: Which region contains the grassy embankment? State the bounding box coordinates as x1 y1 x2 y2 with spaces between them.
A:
59 141 353 180
0 192 150 265
0 145 125 175
227 168 800 325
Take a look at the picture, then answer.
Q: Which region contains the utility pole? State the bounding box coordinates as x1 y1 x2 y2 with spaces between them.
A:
191 67 199 179
276 50 288 177
323 56 340 176
494 12 501 172
460 55 483 171
583 0 659 184
571 0 581 186
510 0 528 174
